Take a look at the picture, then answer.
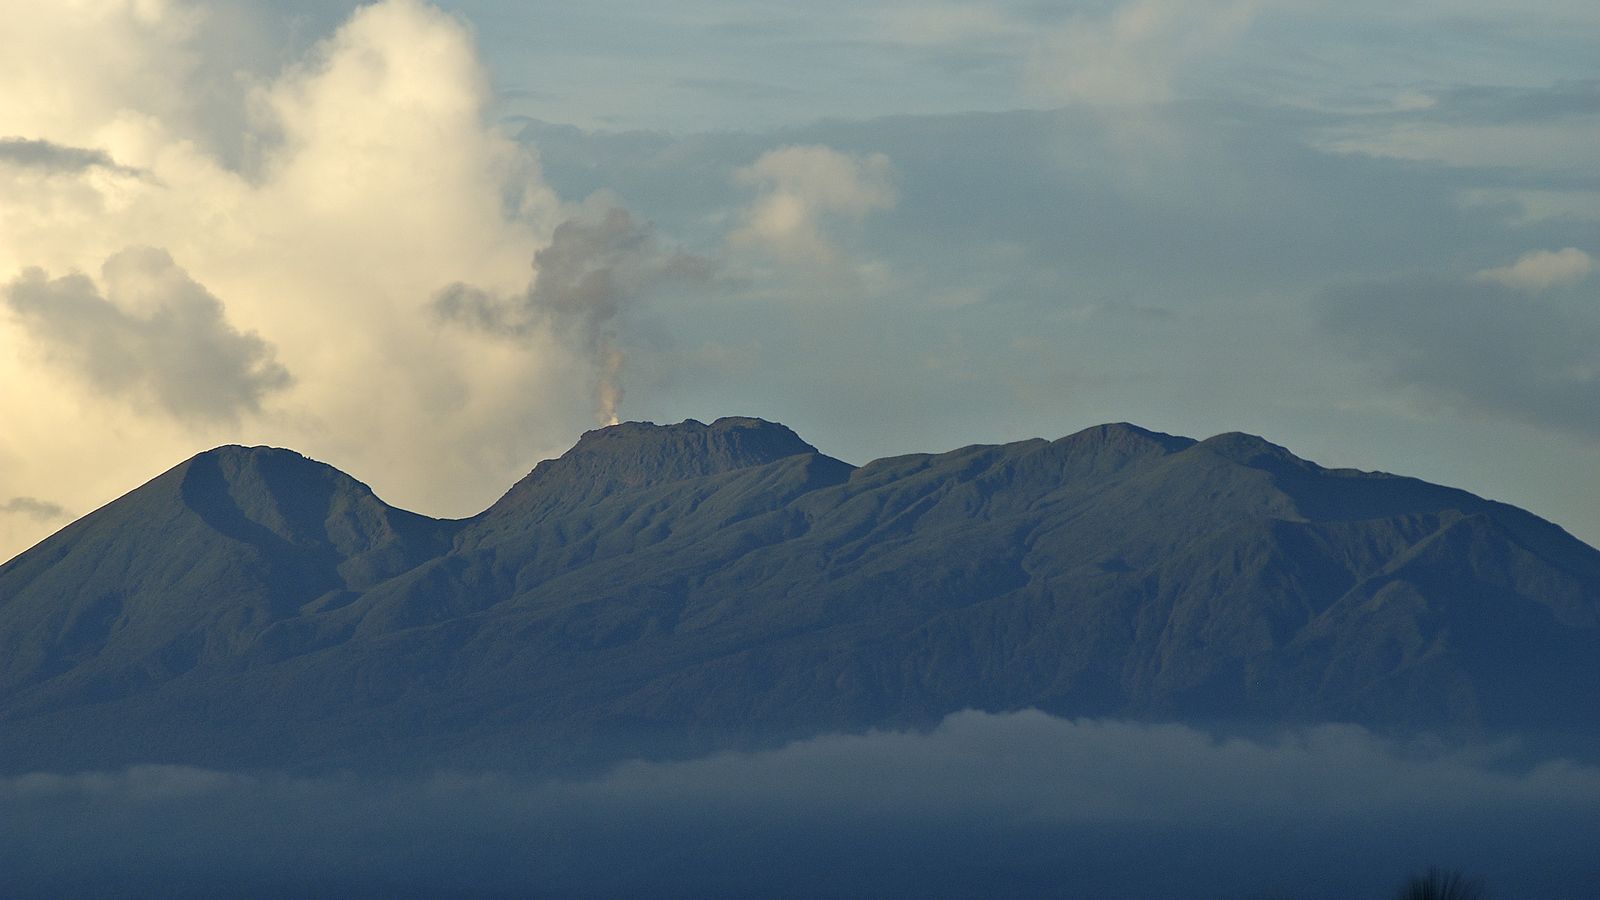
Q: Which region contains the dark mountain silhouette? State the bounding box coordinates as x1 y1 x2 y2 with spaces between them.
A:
2 417 1597 773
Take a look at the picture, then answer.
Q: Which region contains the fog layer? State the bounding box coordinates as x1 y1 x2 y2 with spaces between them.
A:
5 711 1597 898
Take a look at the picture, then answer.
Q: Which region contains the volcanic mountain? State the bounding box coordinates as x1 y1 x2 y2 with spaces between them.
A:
2 417 1597 773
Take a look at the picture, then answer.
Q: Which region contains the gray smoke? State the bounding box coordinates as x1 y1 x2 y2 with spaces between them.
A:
434 206 710 425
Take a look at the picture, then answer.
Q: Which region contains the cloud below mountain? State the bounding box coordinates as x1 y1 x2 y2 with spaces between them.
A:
4 711 1596 898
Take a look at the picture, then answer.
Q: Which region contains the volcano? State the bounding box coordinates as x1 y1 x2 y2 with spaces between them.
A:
2 417 1597 773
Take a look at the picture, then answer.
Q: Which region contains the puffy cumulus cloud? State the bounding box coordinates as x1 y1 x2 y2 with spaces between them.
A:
0 0 208 156
4 249 291 424
1477 247 1594 292
0 497 68 522
436 203 712 425
1027 0 1264 106
0 0 594 562
1318 267 1600 438
2 712 1598 897
731 145 896 270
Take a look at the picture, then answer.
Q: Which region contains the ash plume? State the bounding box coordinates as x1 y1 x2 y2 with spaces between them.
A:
434 206 710 425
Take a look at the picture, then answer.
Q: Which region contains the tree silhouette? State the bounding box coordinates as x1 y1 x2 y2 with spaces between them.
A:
1396 867 1487 900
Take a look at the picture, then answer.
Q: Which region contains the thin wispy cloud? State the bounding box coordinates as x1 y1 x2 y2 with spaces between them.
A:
1026 0 1265 106
0 497 68 522
1477 247 1594 292
1318 257 1600 438
0 138 144 177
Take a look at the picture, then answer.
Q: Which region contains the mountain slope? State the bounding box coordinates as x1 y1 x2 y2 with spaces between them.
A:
0 446 452 717
1 418 1596 773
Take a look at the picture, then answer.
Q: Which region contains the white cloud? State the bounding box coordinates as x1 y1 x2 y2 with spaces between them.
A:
731 145 896 270
0 0 207 155
1027 0 1264 106
0 0 590 562
1477 247 1594 292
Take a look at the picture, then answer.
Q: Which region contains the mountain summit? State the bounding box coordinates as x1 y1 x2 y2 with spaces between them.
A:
484 416 828 520
1 419 1597 773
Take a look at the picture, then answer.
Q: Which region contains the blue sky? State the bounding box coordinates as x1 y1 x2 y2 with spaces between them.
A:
1 0 1597 558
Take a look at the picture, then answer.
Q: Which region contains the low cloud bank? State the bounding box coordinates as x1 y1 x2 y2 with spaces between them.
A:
4 711 1598 898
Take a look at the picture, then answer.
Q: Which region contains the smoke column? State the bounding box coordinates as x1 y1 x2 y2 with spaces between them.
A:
597 342 624 426
433 205 708 425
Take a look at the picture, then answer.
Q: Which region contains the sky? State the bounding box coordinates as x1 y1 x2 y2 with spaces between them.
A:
2 0 1598 563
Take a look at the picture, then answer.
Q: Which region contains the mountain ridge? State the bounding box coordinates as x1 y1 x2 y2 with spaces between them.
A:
2 418 1596 774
